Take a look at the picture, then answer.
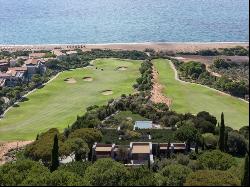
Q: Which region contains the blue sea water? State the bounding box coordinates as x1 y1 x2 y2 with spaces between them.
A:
0 0 249 44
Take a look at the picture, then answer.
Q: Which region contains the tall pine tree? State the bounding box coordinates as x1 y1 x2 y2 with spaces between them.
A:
50 134 59 172
218 112 225 152
241 154 249 186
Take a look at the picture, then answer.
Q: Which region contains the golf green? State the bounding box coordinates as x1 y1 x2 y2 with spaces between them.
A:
0 59 141 141
154 59 249 129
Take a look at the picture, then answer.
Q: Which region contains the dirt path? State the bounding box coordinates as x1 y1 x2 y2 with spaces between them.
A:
151 66 172 107
205 64 222 77
0 141 33 165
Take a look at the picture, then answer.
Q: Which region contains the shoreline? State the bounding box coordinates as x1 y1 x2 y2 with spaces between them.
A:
0 41 249 52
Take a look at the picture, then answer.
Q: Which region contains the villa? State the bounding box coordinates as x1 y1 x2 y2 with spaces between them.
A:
29 52 46 59
52 49 66 60
24 58 46 77
0 67 27 87
92 143 115 160
0 59 9 71
130 142 154 165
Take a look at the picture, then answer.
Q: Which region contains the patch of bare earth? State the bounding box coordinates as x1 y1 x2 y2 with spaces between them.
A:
0 141 33 165
64 78 77 84
101 90 113 95
151 66 172 107
116 66 128 71
83 77 93 81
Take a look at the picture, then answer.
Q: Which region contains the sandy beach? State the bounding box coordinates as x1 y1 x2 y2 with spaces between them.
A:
0 42 248 52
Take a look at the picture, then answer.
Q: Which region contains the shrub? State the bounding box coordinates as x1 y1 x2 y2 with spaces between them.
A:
227 131 247 156
159 164 192 186
184 170 240 186
197 150 236 170
84 158 128 186
202 133 218 149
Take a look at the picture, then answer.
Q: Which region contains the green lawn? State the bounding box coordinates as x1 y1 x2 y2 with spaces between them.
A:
0 59 141 141
154 59 249 129
115 111 149 121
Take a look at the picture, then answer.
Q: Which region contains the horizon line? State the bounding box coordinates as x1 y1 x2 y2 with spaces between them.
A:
0 41 249 47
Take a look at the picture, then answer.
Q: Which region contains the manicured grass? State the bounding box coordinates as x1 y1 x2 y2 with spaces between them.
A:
115 111 149 121
154 59 249 129
0 59 141 141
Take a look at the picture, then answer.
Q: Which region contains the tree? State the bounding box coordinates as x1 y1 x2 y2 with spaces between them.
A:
197 111 217 125
84 158 128 186
166 140 171 158
218 112 225 152
61 138 90 161
202 133 217 150
184 170 240 186
239 126 249 140
57 161 91 177
125 166 162 186
49 170 87 186
0 159 50 186
227 131 247 156
174 122 201 151
25 128 63 163
68 128 102 148
241 154 249 186
198 150 236 170
116 146 129 164
51 134 59 172
31 74 43 86
159 164 192 186
224 130 229 152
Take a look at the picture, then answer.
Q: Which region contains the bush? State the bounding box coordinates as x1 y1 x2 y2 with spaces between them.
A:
202 133 218 149
0 159 50 186
184 170 240 186
227 131 247 156
159 164 192 186
84 158 128 186
176 154 190 166
197 150 236 170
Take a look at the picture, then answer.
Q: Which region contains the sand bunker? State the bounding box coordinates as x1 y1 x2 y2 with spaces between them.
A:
64 78 77 84
83 77 93 82
116 66 128 71
101 90 113 95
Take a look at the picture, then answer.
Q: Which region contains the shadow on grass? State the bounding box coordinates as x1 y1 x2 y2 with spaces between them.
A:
20 97 29 102
13 104 20 107
37 85 45 89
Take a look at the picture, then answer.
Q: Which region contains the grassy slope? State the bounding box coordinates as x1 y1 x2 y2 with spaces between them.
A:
154 59 249 129
0 59 141 141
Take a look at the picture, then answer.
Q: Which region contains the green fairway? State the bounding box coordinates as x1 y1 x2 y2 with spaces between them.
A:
154 59 249 129
0 59 141 141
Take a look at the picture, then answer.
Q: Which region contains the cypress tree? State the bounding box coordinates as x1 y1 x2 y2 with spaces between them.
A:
218 112 225 152
166 140 171 159
224 130 229 153
241 154 249 186
35 133 39 141
195 141 199 154
202 137 205 151
50 134 59 172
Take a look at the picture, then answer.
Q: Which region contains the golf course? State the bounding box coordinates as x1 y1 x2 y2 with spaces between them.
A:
154 59 249 129
0 58 141 141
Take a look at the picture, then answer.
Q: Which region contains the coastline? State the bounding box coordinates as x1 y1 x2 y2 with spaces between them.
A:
0 41 249 52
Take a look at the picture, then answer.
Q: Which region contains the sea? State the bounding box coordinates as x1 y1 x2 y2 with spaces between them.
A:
0 0 249 44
